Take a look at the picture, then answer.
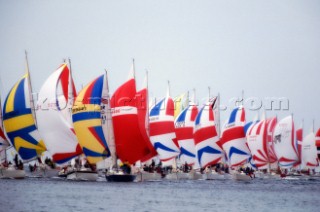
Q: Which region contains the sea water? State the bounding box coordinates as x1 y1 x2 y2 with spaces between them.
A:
0 177 319 212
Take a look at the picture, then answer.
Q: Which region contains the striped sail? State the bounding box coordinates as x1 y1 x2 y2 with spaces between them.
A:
3 73 46 161
175 104 198 165
136 76 157 162
273 116 299 168
301 132 319 169
316 128 320 159
37 64 82 164
295 124 303 166
149 97 180 161
266 117 278 165
194 98 223 168
221 106 251 167
246 120 269 169
110 67 151 164
72 75 111 164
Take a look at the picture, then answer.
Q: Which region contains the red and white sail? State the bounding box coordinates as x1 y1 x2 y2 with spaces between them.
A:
246 120 269 169
265 117 278 166
136 74 157 162
316 128 320 160
37 63 82 164
273 115 299 168
149 93 180 162
194 98 223 168
301 131 319 169
221 106 251 168
110 64 151 164
175 102 198 166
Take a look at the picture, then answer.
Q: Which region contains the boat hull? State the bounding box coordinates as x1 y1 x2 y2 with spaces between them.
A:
106 174 136 182
231 172 253 181
66 170 98 181
206 172 225 180
135 172 163 182
0 168 25 179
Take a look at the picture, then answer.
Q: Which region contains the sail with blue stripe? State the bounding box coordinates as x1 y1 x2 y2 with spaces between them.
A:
3 73 46 161
72 75 111 164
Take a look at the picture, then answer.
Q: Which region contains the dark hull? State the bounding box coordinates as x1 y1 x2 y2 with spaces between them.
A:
106 174 136 182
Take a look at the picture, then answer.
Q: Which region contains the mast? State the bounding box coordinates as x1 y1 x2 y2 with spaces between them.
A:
104 69 117 168
208 86 211 101
145 70 150 136
25 50 38 126
67 58 75 110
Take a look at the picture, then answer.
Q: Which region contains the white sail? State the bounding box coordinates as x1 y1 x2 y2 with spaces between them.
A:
37 64 81 164
273 116 299 168
301 132 319 169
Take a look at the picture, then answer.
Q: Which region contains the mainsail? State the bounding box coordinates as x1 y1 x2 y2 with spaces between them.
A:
221 106 251 167
37 63 82 164
194 98 223 168
273 115 299 168
72 75 111 164
3 73 46 161
316 128 320 160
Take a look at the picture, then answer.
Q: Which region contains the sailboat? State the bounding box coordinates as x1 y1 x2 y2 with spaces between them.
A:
108 62 152 182
36 62 83 178
149 83 180 180
0 94 25 179
265 117 278 169
135 73 161 182
301 127 319 174
71 73 112 181
221 106 252 180
194 97 224 180
272 115 300 177
2 64 47 178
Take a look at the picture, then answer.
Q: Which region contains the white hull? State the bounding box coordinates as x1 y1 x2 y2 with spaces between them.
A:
231 171 253 181
135 172 163 182
206 172 226 180
189 171 205 180
27 168 59 178
66 170 98 181
0 168 25 179
165 172 188 180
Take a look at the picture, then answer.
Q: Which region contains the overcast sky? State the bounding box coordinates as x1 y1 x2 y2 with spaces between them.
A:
0 0 319 130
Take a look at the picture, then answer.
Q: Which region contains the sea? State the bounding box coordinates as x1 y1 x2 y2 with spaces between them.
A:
0 177 319 212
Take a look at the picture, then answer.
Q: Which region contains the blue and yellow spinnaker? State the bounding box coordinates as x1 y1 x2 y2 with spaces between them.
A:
3 73 46 161
72 75 110 164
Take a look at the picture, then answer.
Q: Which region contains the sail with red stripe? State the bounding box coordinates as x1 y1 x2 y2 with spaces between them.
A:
110 65 151 164
149 95 180 162
246 120 269 169
301 131 319 169
175 102 198 166
266 117 278 166
72 74 111 164
194 98 223 168
273 115 299 168
136 74 157 162
221 106 251 167
37 63 82 164
295 123 303 166
316 128 320 160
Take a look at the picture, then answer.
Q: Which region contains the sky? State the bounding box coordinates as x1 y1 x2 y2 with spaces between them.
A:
0 0 319 130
